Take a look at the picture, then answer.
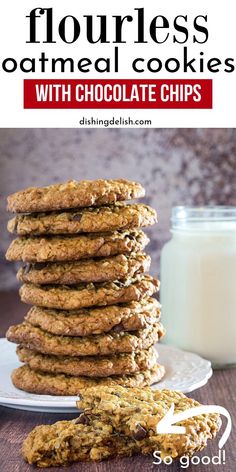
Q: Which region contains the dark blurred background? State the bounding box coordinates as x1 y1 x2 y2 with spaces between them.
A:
1 128 236 289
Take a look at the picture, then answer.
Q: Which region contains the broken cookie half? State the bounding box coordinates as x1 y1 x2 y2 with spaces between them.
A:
22 385 221 467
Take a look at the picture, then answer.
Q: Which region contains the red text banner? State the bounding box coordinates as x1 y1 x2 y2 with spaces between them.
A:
24 79 212 109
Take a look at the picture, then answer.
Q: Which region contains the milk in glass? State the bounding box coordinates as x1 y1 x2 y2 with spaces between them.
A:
160 207 236 367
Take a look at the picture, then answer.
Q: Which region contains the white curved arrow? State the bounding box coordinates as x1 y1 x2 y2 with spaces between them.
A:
156 403 231 449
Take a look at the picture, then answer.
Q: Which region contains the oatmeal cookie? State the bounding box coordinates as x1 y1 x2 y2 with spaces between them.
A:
7 179 145 213
78 386 221 459
22 387 220 466
24 298 161 336
12 364 165 395
17 346 158 377
17 253 151 285
7 322 165 357
22 416 137 466
19 275 160 309
6 230 149 262
8 203 157 236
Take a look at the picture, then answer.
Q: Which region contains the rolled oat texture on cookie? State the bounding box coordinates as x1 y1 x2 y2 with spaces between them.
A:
77 385 222 459
16 346 159 377
19 275 160 309
12 364 165 396
6 230 149 262
22 385 221 466
7 321 165 357
7 179 145 213
17 253 151 285
22 417 137 466
23 298 161 336
8 203 157 235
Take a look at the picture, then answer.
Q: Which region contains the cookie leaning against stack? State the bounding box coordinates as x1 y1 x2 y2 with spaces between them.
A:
6 179 166 395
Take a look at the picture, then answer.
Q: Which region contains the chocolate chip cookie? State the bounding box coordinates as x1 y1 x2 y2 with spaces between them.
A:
78 386 221 459
12 364 165 395
6 230 149 262
19 276 159 309
17 253 151 285
22 386 220 466
7 179 145 213
16 346 158 377
8 203 157 236
22 417 137 466
24 298 161 336
7 322 165 357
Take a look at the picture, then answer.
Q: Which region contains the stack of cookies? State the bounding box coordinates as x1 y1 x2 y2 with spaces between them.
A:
6 179 165 396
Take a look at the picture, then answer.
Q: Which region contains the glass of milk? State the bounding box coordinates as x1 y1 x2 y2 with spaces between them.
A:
160 206 236 368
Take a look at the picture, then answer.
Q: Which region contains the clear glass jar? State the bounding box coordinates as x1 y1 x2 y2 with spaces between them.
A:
160 206 236 368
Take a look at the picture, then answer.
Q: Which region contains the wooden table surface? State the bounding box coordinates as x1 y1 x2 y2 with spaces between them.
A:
0 291 235 472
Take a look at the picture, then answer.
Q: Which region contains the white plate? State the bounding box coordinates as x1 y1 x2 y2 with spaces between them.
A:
0 338 212 413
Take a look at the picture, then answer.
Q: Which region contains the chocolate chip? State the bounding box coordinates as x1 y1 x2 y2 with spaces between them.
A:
33 263 47 270
75 413 90 425
115 281 125 288
113 323 124 333
127 234 135 240
44 452 53 458
13 219 18 232
72 214 82 222
23 263 31 274
132 424 147 440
